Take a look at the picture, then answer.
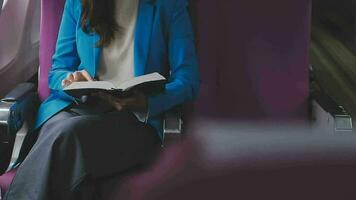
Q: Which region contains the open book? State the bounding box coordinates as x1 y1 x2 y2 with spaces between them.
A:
64 72 166 97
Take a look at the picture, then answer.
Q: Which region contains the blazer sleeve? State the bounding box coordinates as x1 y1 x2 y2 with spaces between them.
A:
48 0 80 100
147 0 200 117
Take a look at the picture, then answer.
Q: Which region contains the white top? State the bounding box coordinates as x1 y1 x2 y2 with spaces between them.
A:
97 0 139 84
98 0 148 122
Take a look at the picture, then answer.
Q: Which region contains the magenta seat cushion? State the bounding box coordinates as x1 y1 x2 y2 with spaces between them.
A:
38 0 65 101
0 169 17 195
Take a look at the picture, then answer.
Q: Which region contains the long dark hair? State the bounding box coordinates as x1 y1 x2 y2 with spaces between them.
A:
80 0 120 47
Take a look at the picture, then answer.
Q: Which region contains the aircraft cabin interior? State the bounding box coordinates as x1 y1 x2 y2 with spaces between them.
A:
0 0 356 199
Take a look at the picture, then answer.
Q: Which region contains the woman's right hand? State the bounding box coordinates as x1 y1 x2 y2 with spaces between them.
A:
61 70 94 87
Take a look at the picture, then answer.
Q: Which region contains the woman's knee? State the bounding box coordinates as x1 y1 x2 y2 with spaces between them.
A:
39 115 92 144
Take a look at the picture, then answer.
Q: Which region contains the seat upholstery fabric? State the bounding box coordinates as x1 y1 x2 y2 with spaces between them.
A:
0 0 65 195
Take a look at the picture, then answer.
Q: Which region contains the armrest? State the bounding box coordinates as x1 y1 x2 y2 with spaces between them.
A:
312 90 353 134
310 65 353 134
163 106 183 135
1 82 37 138
311 84 353 134
0 83 39 174
162 106 184 147
1 83 36 102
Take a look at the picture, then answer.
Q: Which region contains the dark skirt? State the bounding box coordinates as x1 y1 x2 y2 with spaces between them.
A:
4 98 161 200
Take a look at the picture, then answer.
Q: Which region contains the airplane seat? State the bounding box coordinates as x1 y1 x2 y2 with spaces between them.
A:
0 0 40 196
0 0 39 97
191 0 310 121
0 0 60 195
0 0 185 196
37 0 64 101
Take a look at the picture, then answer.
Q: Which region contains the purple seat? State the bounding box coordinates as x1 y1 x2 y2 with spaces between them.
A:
38 0 65 101
0 0 65 195
0 169 16 195
192 0 310 120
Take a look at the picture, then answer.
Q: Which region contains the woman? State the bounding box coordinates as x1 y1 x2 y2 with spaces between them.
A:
4 0 199 199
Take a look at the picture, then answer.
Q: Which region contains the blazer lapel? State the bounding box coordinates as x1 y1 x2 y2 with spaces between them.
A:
77 30 101 78
134 0 156 76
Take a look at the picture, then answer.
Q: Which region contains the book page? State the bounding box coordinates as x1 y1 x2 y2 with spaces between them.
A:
64 81 116 91
117 72 166 91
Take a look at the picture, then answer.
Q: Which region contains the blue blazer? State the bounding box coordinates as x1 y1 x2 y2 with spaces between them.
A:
34 0 200 140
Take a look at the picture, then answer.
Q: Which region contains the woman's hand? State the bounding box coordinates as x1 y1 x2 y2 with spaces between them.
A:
62 70 94 87
94 91 148 112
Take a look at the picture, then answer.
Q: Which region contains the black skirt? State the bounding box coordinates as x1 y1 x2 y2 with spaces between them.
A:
4 97 161 200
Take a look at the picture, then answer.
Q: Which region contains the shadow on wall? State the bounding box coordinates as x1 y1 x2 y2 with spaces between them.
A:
190 0 310 121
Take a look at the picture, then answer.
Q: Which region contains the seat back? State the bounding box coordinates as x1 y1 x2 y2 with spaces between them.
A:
0 0 40 97
38 0 65 100
191 0 311 121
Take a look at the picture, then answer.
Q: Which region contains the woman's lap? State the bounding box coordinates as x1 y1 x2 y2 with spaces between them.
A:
40 104 161 175
40 108 160 177
4 103 161 200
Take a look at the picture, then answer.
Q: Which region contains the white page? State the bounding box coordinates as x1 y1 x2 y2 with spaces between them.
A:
117 72 166 91
64 81 116 91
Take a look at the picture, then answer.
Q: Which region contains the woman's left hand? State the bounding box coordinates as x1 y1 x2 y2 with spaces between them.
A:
93 91 148 112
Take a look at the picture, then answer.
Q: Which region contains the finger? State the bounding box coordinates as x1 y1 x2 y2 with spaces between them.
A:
113 101 124 111
95 92 113 103
80 70 94 82
61 79 66 87
120 97 135 104
103 95 124 111
133 90 140 95
93 91 105 99
68 73 75 82
62 74 71 87
73 71 83 82
62 79 72 87
117 97 137 110
106 96 124 111
93 92 124 111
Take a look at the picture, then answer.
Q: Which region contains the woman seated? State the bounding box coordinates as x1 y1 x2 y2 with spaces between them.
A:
4 0 199 199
